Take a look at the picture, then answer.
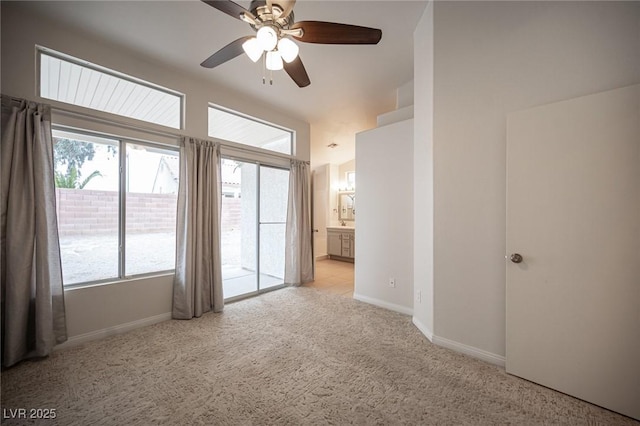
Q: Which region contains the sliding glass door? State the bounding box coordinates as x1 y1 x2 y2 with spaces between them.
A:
220 158 289 299
220 159 257 298
259 166 289 290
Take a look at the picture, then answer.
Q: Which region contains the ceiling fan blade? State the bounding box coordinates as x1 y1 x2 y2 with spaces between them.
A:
284 56 310 88
201 36 253 69
267 0 296 19
291 21 382 45
201 0 250 21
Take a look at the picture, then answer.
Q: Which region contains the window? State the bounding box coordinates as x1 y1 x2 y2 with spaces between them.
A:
53 128 179 286
208 106 293 155
346 171 356 190
125 144 179 276
39 47 183 129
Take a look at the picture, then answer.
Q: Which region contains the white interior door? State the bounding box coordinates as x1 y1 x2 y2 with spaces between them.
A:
506 84 640 420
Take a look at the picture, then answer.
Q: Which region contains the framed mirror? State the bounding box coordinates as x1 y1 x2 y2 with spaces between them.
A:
338 191 355 221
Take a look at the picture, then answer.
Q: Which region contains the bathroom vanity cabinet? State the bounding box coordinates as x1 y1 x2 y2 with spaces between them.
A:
327 227 355 262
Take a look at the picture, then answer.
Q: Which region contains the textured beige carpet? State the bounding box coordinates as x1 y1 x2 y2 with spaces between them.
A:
1 287 636 425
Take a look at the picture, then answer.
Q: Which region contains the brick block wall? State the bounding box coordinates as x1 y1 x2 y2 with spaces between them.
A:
221 197 242 230
56 189 242 237
56 189 119 236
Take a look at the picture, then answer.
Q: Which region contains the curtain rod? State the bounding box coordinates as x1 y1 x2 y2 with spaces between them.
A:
2 93 307 164
1 94 25 103
55 107 301 163
2 93 181 139
220 142 297 163
1 93 181 139
52 105 182 140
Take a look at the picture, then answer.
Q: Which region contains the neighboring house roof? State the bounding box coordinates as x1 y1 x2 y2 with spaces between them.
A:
152 156 179 194
221 160 241 187
153 156 242 194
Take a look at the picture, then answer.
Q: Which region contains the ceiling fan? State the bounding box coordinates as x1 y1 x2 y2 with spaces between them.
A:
200 0 382 87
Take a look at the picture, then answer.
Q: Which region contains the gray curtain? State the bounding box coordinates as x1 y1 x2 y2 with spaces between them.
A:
172 137 223 319
284 160 313 286
1 97 67 367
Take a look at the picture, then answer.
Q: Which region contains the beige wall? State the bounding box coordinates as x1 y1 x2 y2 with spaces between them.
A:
355 119 414 314
412 1 435 339
414 1 640 359
1 2 310 343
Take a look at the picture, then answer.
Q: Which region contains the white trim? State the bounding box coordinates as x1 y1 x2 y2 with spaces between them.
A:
412 316 434 342
54 312 172 350
432 335 506 367
353 293 413 316
315 254 329 261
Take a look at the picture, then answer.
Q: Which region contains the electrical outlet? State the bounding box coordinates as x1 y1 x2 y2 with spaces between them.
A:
388 278 396 288
417 290 422 303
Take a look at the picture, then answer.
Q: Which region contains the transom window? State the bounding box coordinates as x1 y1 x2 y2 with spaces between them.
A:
53 128 179 286
208 105 293 155
39 47 183 129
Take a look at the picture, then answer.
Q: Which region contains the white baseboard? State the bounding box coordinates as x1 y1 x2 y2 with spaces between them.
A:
411 316 433 342
54 306 505 370
352 297 502 366
353 293 413 316
315 254 329 261
55 312 172 350
432 335 505 367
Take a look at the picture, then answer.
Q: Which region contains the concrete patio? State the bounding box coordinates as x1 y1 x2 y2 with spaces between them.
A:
59 230 284 299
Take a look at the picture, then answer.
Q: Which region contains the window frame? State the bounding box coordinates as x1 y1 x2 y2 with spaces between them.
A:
38 46 185 130
53 125 180 288
208 103 295 156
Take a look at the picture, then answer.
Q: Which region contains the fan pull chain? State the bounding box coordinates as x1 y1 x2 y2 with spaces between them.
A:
260 52 275 85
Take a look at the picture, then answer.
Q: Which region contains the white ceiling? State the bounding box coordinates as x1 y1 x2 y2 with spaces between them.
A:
17 0 426 165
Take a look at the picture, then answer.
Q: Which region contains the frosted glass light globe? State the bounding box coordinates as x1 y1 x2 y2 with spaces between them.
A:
242 37 262 62
277 38 299 63
257 26 278 52
266 50 284 71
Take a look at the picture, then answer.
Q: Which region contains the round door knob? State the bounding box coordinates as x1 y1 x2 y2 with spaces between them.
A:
510 253 523 264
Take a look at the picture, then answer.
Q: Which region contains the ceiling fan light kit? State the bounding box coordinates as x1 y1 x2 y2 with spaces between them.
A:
242 25 299 70
200 0 383 87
